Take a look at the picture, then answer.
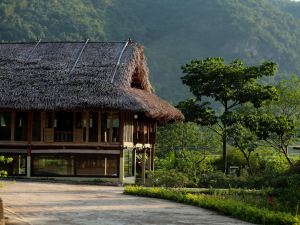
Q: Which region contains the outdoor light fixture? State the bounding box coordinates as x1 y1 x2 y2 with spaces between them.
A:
134 114 138 120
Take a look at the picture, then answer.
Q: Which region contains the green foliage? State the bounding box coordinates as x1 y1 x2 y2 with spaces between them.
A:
0 155 12 178
157 122 220 153
124 186 299 225
179 57 278 171
146 169 190 188
181 58 278 108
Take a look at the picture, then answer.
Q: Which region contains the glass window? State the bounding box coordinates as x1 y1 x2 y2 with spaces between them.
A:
76 157 105 176
106 156 118 176
112 113 119 142
32 155 74 176
101 113 110 142
15 112 28 141
0 112 11 140
32 112 41 141
0 154 26 176
89 112 98 142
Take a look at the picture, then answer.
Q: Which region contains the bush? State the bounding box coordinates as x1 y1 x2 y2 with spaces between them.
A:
124 186 299 225
146 169 191 187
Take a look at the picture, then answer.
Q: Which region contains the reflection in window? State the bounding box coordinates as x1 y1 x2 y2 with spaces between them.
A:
89 112 98 142
106 157 118 176
15 112 28 141
32 155 74 176
76 157 105 176
32 112 41 141
101 113 110 142
0 154 26 176
0 112 11 140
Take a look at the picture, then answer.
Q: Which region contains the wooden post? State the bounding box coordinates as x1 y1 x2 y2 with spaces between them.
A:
119 149 124 183
0 198 4 225
119 112 124 144
104 157 107 176
28 112 33 144
11 111 15 141
98 111 101 143
85 111 89 142
26 154 31 178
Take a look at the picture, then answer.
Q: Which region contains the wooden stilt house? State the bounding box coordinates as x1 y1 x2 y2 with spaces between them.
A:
0 40 183 183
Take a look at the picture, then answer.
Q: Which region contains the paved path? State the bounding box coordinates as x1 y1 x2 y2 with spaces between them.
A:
0 181 254 225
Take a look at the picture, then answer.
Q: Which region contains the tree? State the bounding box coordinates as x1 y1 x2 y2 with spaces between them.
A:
244 113 295 165
227 122 259 175
179 57 278 172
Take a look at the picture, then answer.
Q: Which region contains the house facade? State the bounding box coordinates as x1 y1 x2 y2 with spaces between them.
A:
0 40 183 183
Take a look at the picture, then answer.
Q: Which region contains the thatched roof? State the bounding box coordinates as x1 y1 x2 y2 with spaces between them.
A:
0 41 183 121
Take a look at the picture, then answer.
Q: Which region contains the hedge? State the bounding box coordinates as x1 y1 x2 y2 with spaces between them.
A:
124 186 299 225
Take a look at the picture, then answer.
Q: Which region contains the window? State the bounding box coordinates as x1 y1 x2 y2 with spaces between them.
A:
32 155 74 176
112 113 119 142
101 113 120 143
15 112 28 141
101 113 110 142
0 154 26 176
106 156 118 176
0 112 11 140
32 112 41 141
89 112 98 142
76 157 105 176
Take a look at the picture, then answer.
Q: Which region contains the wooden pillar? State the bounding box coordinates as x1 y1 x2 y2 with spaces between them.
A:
98 111 101 143
10 111 15 141
0 198 4 225
119 149 124 183
28 112 33 144
85 111 89 142
26 155 31 178
119 112 124 144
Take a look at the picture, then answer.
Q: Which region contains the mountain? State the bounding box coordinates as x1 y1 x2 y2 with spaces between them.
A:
1 0 300 103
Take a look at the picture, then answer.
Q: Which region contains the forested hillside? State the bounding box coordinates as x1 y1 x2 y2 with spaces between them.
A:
1 0 300 102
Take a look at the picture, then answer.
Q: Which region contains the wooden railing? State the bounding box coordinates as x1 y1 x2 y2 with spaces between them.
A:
54 131 73 142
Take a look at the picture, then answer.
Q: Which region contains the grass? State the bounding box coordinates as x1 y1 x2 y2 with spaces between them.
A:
124 186 299 225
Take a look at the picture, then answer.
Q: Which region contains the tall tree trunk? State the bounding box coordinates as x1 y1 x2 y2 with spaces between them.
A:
223 133 227 173
223 101 228 173
281 145 293 166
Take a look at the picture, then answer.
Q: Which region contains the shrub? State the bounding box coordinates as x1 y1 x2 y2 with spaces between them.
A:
146 169 191 188
124 186 299 225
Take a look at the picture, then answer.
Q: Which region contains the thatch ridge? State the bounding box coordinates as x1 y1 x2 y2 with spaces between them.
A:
0 41 183 121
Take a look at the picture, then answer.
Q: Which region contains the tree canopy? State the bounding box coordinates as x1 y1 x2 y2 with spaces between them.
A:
179 58 279 172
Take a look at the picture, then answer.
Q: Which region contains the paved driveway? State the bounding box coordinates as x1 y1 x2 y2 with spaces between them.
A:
0 181 254 225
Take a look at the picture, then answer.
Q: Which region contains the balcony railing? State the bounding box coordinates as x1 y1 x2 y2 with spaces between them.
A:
54 131 73 142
